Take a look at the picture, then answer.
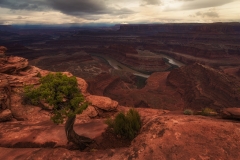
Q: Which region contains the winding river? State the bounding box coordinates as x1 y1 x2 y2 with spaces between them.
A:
91 53 184 79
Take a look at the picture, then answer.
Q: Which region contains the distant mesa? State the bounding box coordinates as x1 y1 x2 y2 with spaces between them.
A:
0 25 12 31
119 23 240 33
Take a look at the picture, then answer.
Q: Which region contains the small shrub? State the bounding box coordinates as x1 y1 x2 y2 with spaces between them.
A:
105 109 141 140
23 85 40 105
183 109 193 115
201 107 215 116
105 117 114 128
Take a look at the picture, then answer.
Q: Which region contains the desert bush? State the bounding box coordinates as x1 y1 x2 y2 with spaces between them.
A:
23 85 40 105
106 109 141 140
201 107 215 116
183 109 193 115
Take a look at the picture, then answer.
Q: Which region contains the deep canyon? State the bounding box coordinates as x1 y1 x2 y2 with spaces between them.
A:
1 23 240 159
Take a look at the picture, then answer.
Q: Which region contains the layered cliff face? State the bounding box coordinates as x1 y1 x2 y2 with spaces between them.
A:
167 63 240 110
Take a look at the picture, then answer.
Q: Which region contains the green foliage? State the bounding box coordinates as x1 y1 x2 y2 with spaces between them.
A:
201 107 215 116
183 109 193 115
106 109 141 140
23 72 88 124
23 85 40 105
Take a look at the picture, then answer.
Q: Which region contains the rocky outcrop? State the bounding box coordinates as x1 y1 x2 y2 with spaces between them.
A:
221 108 240 120
0 51 45 121
0 109 12 122
87 73 120 96
123 113 240 160
86 95 118 111
0 46 7 57
167 63 240 110
0 74 11 111
88 71 184 110
0 46 119 121
0 56 28 74
81 105 99 118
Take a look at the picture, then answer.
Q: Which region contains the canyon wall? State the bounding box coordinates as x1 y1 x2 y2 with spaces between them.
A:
167 63 240 110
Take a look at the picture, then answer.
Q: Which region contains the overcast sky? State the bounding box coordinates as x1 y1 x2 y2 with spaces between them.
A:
0 0 239 25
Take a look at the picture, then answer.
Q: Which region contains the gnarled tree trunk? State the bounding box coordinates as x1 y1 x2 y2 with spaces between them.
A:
65 115 93 150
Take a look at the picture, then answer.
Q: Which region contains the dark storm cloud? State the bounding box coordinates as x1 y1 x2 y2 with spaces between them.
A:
0 0 134 18
48 0 134 16
48 0 109 15
180 0 235 10
0 0 48 10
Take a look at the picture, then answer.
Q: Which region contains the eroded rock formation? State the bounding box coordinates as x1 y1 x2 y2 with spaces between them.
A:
0 46 44 121
221 108 240 120
0 75 11 111
0 46 118 122
0 46 7 57
167 63 240 110
87 71 184 110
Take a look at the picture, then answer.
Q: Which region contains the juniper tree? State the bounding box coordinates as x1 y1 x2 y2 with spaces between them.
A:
24 72 93 150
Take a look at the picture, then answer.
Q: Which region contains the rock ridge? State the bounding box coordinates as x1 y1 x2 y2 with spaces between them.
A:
167 63 240 110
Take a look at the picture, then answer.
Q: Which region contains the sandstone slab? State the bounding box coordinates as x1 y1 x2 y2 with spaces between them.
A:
221 108 240 120
1 113 240 160
86 95 118 111
82 105 98 118
77 77 89 95
0 109 12 122
0 56 28 74
0 119 107 148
